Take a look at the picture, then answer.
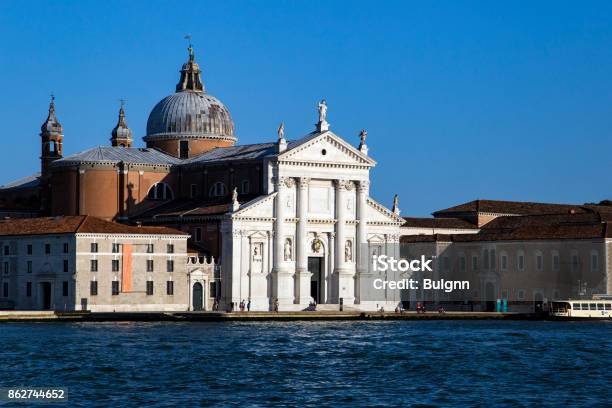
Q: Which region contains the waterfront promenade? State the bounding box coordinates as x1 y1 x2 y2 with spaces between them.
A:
0 310 540 322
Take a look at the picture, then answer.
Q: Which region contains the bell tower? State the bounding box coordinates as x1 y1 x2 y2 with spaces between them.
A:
40 95 64 175
39 95 64 214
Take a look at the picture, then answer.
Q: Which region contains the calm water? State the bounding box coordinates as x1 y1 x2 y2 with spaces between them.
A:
1 320 611 407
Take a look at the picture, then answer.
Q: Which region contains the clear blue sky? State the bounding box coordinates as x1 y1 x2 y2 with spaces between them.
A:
1 1 611 216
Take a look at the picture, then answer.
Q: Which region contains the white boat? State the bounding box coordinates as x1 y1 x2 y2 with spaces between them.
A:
550 295 612 319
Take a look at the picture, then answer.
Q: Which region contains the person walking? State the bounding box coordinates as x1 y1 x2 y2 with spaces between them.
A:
247 299 251 312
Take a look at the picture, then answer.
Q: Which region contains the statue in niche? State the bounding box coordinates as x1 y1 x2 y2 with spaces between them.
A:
312 235 322 253
345 240 352 262
252 243 263 273
284 238 292 261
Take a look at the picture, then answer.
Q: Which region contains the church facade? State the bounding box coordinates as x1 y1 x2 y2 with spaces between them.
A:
0 47 403 312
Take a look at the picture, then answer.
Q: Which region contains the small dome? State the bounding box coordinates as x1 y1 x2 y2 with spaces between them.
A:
144 91 235 142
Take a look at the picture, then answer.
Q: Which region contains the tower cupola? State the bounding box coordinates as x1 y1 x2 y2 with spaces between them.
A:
111 101 133 147
40 95 64 174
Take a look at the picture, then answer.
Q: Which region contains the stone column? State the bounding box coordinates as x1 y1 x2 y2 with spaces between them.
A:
334 179 354 304
272 176 293 308
295 177 311 305
355 180 369 303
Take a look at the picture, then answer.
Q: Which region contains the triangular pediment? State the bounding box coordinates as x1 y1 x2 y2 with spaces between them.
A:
232 193 276 219
279 131 375 167
366 198 404 224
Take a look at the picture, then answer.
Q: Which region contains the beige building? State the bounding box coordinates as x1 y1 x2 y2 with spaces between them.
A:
401 200 612 312
0 216 216 312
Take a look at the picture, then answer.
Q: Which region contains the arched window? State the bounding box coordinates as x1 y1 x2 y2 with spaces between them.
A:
147 183 173 200
209 181 227 197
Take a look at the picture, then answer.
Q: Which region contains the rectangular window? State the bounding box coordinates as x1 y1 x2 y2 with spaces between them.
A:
536 255 543 271
62 281 69 297
90 259 98 272
147 259 154 272
63 243 69 253
90 281 98 296
490 249 496 270
26 282 32 297
460 257 466 272
442 257 450 270
45 244 51 255
167 260 174 272
112 281 119 296
167 244 174 254
472 256 478 271
112 259 120 272
91 243 98 253
517 289 525 300
195 228 202 242
483 250 489 269
166 280 174 295
27 261 32 274
591 254 598 272
589 303 596 310
3 262 9 275
146 281 154 296
501 255 507 271
27 244 32 255
3 282 8 297
571 255 579 272
63 259 69 273
190 184 197 199
179 140 189 159
553 254 560 271
605 304 611 311
112 243 120 253
518 255 524 271
146 244 154 253
3 245 9 255
210 281 218 298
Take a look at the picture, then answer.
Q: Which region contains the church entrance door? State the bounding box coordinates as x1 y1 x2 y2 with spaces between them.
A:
308 257 323 303
193 282 203 311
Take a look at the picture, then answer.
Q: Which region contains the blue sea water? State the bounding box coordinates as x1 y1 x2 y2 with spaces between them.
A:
0 320 611 407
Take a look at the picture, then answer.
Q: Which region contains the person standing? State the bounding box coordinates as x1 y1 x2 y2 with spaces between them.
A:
247 299 251 312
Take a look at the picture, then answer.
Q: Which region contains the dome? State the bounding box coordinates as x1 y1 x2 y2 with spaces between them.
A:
145 91 235 141
143 48 236 157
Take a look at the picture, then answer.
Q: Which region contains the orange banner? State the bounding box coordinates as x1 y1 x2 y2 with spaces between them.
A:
121 243 133 292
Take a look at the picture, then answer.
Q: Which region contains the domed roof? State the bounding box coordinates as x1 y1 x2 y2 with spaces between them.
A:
145 91 235 141
144 49 236 144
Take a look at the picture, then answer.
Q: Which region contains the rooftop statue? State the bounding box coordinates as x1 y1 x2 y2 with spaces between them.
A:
277 122 285 141
318 99 327 123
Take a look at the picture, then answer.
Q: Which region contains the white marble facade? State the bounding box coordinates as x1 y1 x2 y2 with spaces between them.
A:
220 129 403 311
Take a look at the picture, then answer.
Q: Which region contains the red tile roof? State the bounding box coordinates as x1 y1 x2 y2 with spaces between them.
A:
401 213 612 243
0 216 187 237
432 199 610 216
402 217 478 229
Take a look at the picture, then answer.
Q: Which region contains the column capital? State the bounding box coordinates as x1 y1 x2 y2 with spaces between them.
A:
277 176 295 188
298 177 310 189
334 179 353 191
357 180 370 192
